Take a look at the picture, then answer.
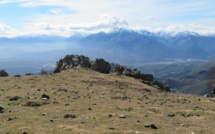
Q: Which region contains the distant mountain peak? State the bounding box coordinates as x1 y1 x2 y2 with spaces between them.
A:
109 27 135 34
175 31 200 37
153 31 175 38
137 30 155 37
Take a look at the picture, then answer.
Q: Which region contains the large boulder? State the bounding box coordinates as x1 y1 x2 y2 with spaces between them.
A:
142 74 154 82
114 64 126 75
53 55 91 73
0 70 9 77
0 105 4 112
91 58 111 74
132 70 142 79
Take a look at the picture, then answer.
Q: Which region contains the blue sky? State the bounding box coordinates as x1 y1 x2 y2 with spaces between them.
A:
0 0 215 37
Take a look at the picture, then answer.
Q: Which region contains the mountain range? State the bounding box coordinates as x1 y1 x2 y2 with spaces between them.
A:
1 28 215 64
76 28 215 64
1 28 215 95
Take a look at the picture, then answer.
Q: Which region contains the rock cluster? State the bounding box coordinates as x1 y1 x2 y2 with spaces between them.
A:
114 65 153 82
53 55 170 91
53 55 111 74
205 88 215 98
114 64 170 91
53 55 91 73
9 96 21 101
63 114 76 118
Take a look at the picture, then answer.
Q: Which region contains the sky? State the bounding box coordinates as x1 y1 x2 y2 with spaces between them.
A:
0 0 215 37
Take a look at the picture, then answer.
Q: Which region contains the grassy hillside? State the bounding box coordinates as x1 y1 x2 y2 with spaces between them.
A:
0 68 215 133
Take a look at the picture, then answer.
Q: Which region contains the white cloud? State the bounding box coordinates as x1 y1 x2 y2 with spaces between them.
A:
0 0 28 4
50 9 63 15
0 23 19 37
0 0 215 36
22 15 128 36
143 16 159 21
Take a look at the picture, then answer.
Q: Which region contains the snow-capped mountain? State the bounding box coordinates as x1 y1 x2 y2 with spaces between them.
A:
137 30 156 37
75 28 215 63
108 27 135 34
1 28 215 65
175 31 200 38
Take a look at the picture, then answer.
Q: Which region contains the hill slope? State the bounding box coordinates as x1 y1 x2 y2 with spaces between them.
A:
136 61 215 95
0 69 215 133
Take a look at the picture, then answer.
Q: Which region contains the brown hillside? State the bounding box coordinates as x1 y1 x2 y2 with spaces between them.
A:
0 68 215 134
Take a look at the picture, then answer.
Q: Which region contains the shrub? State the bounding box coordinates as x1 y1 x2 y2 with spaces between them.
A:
0 69 9 77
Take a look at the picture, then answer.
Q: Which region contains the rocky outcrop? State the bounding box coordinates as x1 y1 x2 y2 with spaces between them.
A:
91 58 111 74
53 55 111 74
206 88 215 98
53 55 91 73
114 64 126 75
114 64 154 82
123 68 132 76
113 64 170 92
142 74 153 82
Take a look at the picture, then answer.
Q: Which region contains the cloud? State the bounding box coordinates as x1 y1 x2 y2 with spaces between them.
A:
0 23 19 37
50 9 63 15
77 15 128 30
164 24 215 35
0 0 215 36
22 15 128 36
143 16 159 21
0 0 27 4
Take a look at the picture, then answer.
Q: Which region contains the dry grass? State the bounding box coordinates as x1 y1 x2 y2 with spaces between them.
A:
0 68 215 134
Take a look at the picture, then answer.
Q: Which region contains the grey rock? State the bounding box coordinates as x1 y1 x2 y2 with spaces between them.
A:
114 64 126 75
63 114 70 118
145 124 158 129
70 114 76 118
150 124 158 129
9 96 21 101
41 94 50 100
91 58 111 74
63 114 76 118
0 105 4 112
24 101 41 107
167 113 175 117
119 114 126 118
8 116 17 121
144 124 151 128
109 127 114 130
204 94 210 97
132 70 142 79
41 113 49 116
181 113 192 117
14 75 21 77
108 114 113 117
142 73 154 82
